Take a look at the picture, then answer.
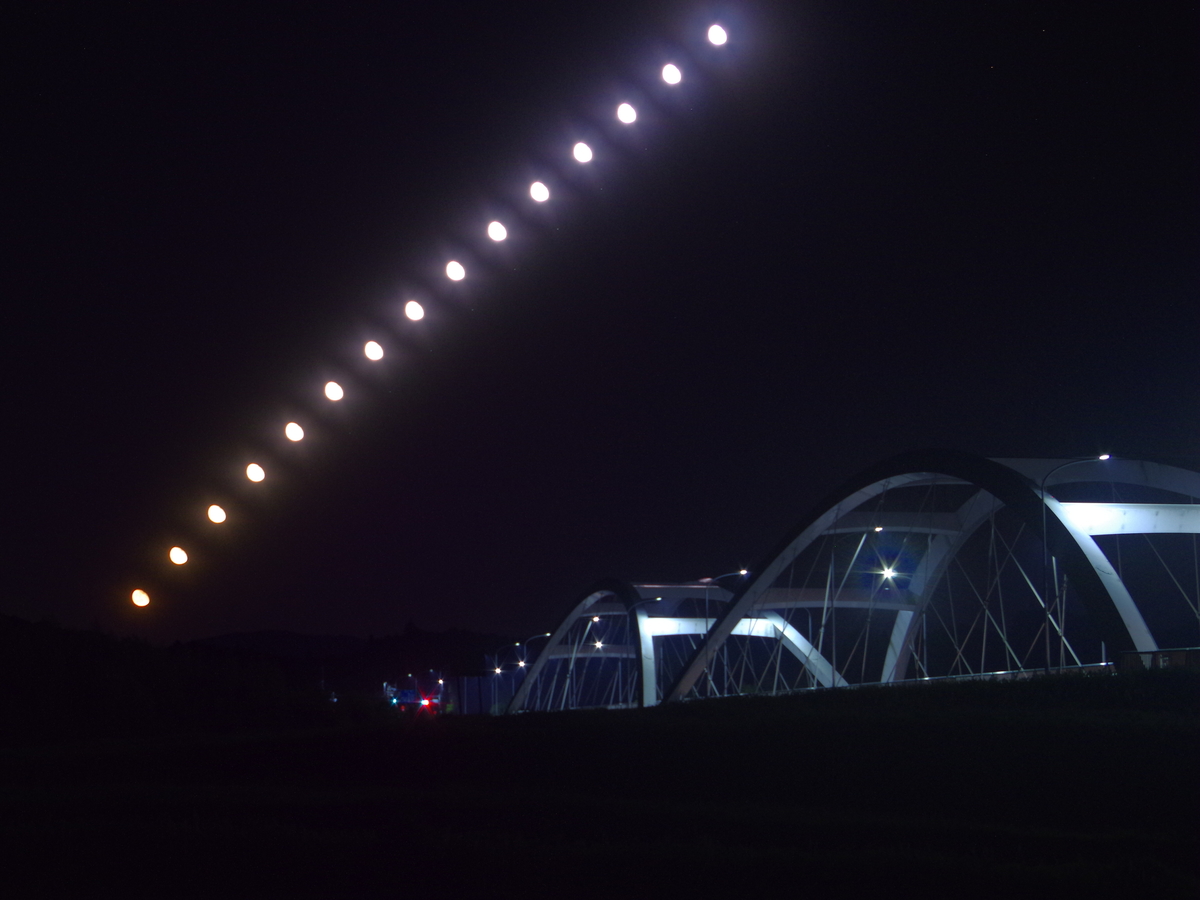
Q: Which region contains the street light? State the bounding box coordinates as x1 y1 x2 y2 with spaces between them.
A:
1040 455 1111 674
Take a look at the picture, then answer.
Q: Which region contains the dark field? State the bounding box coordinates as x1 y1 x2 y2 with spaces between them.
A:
3 672 1197 897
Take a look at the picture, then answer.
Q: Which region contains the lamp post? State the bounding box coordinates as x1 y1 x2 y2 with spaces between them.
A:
516 632 552 667
1040 455 1110 675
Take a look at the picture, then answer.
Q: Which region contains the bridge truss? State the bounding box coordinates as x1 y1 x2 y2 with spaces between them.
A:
506 451 1200 713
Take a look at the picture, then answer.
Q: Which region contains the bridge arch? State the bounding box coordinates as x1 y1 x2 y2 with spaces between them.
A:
508 451 1200 712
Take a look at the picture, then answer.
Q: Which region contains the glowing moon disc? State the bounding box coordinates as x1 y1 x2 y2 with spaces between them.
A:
131 589 150 607
445 260 465 281
572 142 593 163
246 463 265 482
487 221 507 241
617 103 637 124
405 300 425 321
529 181 550 202
662 63 682 85
708 24 728 45
169 546 188 565
364 341 384 361
324 381 344 401
207 504 227 524
285 422 304 442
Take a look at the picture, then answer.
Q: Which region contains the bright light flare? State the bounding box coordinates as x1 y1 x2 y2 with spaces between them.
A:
207 504 227 524
1098 454 1111 460
445 260 465 281
131 589 150 607
324 381 344 401
517 660 526 668
494 667 502 675
246 463 265 482
487 221 507 241
364 341 384 361
882 568 896 579
529 181 550 202
285 422 304 442
405 300 425 321
662 63 682 84
572 142 593 163
874 526 883 533
708 24 728 45
594 641 603 650
617 103 637 124
169 546 188 565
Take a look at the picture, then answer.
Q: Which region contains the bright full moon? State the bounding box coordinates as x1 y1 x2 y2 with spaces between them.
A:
285 422 304 442
207 504 227 524
708 25 728 45
617 103 636 124
529 181 550 202
324 381 344 401
487 221 507 241
662 63 682 84
446 260 466 281
364 341 384 360
405 300 425 321
131 589 150 607
572 142 593 163
246 463 265 482
169 546 188 565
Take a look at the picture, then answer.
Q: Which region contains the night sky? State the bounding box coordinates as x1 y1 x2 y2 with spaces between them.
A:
8 2 1197 644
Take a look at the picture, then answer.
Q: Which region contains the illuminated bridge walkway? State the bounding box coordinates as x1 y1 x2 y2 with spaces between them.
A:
504 451 1200 713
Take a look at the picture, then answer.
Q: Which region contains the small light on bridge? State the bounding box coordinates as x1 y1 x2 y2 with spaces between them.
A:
874 526 883 533
882 568 896 579
594 641 603 650
517 660 526 668
1098 454 1111 460
494 667 502 675
592 616 600 622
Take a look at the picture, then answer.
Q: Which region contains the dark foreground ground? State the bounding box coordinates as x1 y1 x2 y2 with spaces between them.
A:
2 672 1196 897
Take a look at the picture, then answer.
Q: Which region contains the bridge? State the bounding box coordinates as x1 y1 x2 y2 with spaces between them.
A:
503 450 1200 713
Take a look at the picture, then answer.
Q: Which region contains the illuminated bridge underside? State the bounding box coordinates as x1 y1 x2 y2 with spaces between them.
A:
508 452 1200 713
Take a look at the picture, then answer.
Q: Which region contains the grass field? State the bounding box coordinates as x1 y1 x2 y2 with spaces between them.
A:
2 671 1196 897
